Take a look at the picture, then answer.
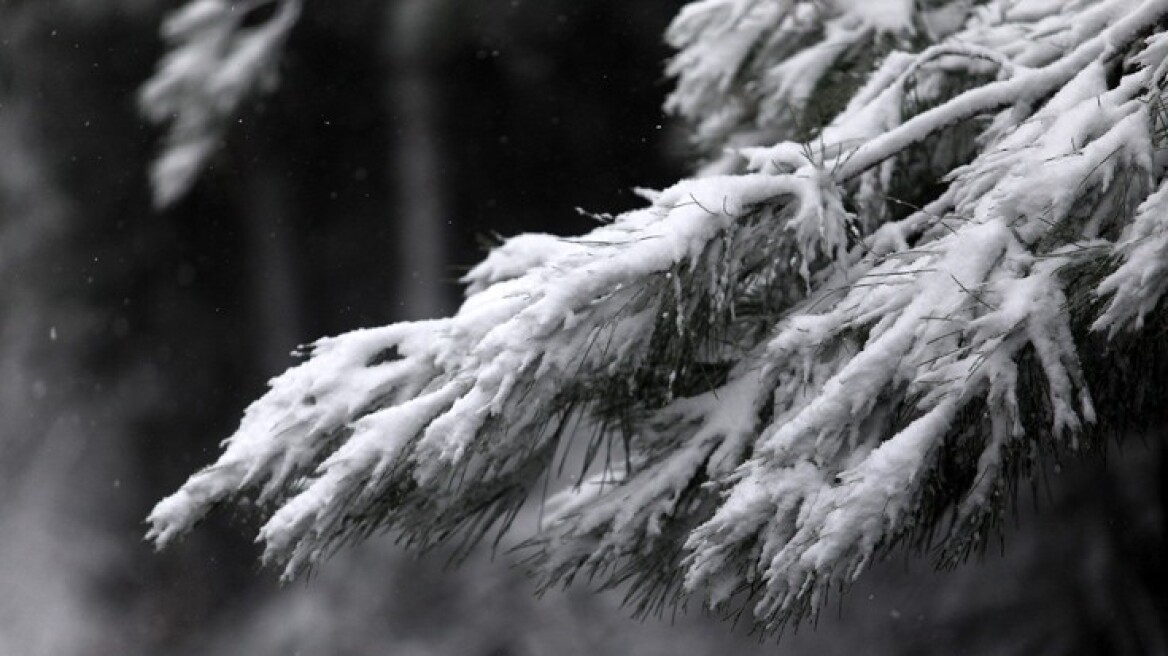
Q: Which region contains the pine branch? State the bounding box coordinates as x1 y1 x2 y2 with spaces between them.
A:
139 0 301 208
148 0 1168 636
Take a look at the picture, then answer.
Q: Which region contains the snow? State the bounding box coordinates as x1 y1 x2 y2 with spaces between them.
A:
836 0 915 34
1094 179 1168 333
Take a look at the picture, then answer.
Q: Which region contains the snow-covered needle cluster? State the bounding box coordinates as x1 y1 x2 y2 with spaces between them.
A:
139 0 300 208
149 0 1168 632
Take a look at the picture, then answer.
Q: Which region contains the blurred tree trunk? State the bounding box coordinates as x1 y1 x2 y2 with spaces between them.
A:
238 149 304 371
0 94 110 656
0 13 144 651
385 0 451 320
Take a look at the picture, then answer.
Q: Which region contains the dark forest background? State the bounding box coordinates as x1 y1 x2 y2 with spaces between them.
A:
0 2 1163 655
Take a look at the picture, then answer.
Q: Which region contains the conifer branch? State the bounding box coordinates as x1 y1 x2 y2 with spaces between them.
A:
147 0 1168 635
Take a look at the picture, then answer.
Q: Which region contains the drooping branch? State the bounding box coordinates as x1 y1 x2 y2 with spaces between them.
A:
140 0 301 207
147 0 1168 636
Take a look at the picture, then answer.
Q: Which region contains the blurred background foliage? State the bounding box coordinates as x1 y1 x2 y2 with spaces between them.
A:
0 1 1162 654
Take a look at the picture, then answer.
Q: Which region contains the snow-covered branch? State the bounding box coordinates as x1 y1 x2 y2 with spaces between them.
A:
150 0 1168 634
140 0 301 207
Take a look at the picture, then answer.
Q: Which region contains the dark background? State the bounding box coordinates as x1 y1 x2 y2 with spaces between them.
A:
0 2 1163 654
